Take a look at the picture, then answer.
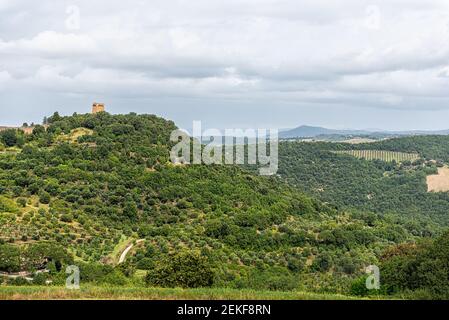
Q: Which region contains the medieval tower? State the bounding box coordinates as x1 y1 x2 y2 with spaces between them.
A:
92 102 105 114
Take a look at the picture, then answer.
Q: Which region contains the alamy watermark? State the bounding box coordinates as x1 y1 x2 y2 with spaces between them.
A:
66 265 80 290
366 265 381 290
170 121 279 176
65 5 81 30
364 5 381 30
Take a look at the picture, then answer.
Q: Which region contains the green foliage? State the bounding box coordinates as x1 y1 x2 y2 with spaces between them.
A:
311 254 332 272
279 140 449 232
0 244 21 273
78 263 114 283
38 191 51 205
24 243 72 271
146 251 215 288
381 231 449 299
205 219 231 239
0 196 19 213
102 269 129 286
350 276 369 296
0 129 19 147
16 198 27 208
234 267 300 291
32 272 51 285
0 243 70 273
349 275 382 297
5 277 30 286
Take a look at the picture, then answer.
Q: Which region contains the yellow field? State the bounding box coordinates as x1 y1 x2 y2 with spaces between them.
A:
427 166 449 192
334 150 419 162
342 138 378 144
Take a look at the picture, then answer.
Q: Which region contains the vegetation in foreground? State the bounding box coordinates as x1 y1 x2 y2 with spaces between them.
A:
0 285 363 300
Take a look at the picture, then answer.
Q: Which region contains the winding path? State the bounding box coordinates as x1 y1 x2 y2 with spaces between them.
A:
118 239 145 264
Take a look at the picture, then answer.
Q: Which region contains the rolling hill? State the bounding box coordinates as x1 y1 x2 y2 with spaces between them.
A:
280 125 449 140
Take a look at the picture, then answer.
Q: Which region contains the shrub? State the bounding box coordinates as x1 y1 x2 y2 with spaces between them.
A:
0 244 21 273
350 276 370 296
39 191 51 205
146 251 215 288
7 277 30 286
0 129 18 147
78 263 114 283
33 272 51 285
311 254 332 272
24 243 72 271
102 270 129 286
0 196 19 213
16 198 27 208
381 231 449 299
60 214 73 223
136 258 154 270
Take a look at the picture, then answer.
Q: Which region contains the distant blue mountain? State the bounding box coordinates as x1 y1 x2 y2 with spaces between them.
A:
279 125 449 139
279 126 370 138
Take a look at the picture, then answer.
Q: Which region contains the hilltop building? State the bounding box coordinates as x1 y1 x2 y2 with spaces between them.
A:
92 103 105 114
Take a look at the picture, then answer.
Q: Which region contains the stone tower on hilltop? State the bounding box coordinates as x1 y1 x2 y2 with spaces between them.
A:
92 102 105 114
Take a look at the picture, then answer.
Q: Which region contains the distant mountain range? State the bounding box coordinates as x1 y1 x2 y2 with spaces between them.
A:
279 125 449 139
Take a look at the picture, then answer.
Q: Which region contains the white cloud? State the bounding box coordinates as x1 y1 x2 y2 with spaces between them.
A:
2 0 449 129
0 31 97 56
0 70 11 88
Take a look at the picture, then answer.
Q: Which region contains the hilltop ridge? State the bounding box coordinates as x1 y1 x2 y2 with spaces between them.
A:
280 125 449 140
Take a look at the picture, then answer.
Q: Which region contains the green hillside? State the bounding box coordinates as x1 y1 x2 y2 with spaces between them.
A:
279 140 449 230
0 113 448 299
278 139 449 298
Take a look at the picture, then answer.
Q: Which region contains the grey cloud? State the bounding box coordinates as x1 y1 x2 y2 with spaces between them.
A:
2 0 449 130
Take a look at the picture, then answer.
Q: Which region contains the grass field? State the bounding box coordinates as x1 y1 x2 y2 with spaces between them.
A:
0 286 367 300
334 150 420 162
427 166 449 192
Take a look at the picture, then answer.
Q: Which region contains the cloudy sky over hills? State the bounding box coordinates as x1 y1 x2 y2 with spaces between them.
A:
1 0 449 130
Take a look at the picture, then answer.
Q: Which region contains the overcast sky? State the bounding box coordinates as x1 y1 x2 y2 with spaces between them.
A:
2 0 449 130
